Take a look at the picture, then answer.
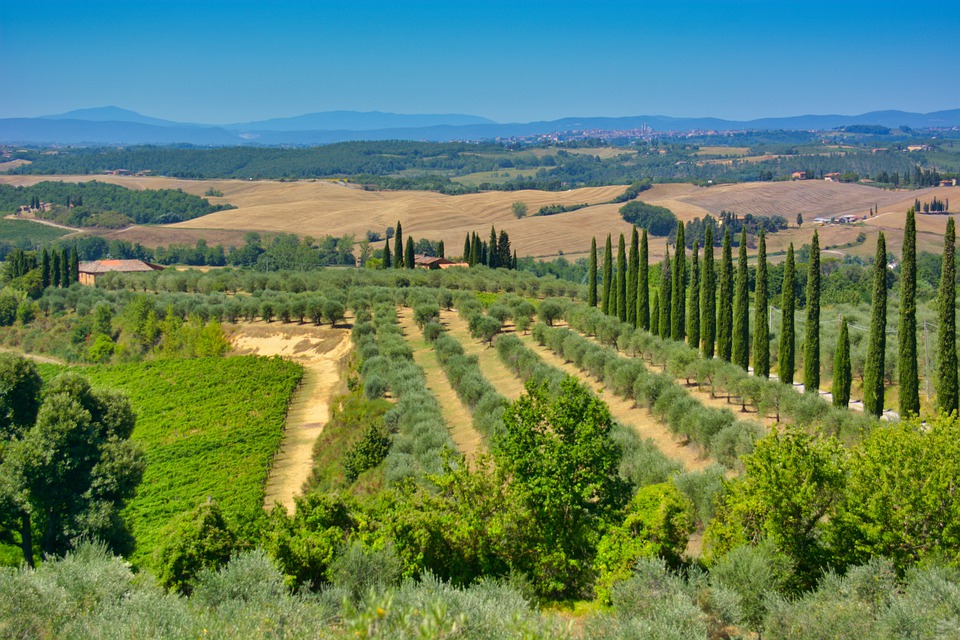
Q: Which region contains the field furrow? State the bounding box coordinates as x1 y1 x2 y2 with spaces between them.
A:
440 310 526 401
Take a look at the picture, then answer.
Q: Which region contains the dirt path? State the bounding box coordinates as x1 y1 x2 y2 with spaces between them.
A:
440 310 526 401
0 346 65 365
515 331 713 471
3 214 83 232
229 320 352 513
397 308 484 460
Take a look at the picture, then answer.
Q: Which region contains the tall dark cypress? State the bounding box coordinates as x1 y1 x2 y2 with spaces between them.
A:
936 218 958 415
394 222 403 268
601 234 613 315
671 224 686 341
588 237 598 308
404 236 415 269
59 248 70 286
497 230 510 268
627 226 639 326
616 233 627 321
489 226 499 268
638 229 650 331
803 230 821 393
650 291 660 337
732 230 750 371
778 243 796 385
658 249 672 338
753 230 769 377
383 238 392 268
438 240 445 259
717 228 734 362
700 225 715 358
833 319 852 408
687 241 700 349
863 232 888 417
51 251 61 287
470 233 481 266
898 208 920 416
463 234 471 263
41 248 51 288
69 248 79 283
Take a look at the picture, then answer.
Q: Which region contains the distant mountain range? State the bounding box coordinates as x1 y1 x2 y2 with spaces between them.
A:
2 106 959 146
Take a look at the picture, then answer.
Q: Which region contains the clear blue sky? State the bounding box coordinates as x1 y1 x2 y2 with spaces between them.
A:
2 0 958 124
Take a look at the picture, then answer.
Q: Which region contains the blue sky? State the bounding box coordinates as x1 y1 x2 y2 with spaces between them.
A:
2 0 958 124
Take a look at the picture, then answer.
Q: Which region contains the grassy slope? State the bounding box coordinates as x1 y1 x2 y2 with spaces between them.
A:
0 218 71 244
40 356 302 568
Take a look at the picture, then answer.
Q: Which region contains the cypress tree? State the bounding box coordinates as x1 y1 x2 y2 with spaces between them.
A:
638 229 650 331
601 234 613 315
51 251 61 287
438 240 445 259
69 248 79 283
463 234 470 263
658 250 672 338
480 241 487 267
497 230 510 268
650 291 660 337
936 218 958 415
489 226 499 268
700 225 715 358
470 233 481 266
803 230 821 393
898 208 920 416
60 248 70 286
671 224 686 341
588 237 598 308
394 221 403 268
512 250 517 270
404 236 415 270
717 227 733 361
833 319 852 408
41 248 51 288
383 238 392 268
863 232 888 417
778 243 796 385
753 229 769 377
687 241 700 349
627 226 639 326
732 230 750 371
616 233 627 321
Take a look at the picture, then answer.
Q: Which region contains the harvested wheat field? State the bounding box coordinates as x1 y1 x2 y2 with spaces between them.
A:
228 320 353 513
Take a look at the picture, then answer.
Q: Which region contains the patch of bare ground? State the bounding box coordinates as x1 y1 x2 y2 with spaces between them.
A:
439 310 526 401
396 307 484 461
0 346 64 365
227 319 353 513
514 330 713 471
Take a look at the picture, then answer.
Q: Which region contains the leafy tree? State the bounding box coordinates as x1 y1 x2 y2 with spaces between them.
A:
718 228 733 362
627 226 639 326
495 377 630 597
778 244 796 385
511 201 527 219
601 234 612 315
732 229 750 371
588 237 598 308
0 369 144 566
671 224 686 341
863 233 888 417
619 201 678 236
616 234 627 321
753 229 769 377
700 225 715 358
658 249 671 338
687 241 700 350
937 218 958 415
637 228 650 331
804 230 821 393
833 319 852 408
707 427 847 591
155 499 237 594
898 208 920 417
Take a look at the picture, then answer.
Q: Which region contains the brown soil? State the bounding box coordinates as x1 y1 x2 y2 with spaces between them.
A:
440 310 526 401
396 308 484 460
514 331 713 471
228 320 352 513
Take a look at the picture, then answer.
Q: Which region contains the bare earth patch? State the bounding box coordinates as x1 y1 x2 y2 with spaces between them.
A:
397 308 484 460
228 320 352 512
440 310 527 401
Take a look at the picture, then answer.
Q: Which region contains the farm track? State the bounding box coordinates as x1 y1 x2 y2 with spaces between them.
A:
228 320 353 513
440 310 526 401
514 329 714 471
397 307 484 461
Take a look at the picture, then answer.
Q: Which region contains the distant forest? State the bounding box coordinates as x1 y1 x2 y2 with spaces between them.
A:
4 134 959 191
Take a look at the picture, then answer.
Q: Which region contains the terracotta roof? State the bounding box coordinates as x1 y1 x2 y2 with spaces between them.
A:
78 259 163 274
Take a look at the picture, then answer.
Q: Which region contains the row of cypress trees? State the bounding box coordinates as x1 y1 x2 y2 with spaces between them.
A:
41 247 80 288
590 206 958 419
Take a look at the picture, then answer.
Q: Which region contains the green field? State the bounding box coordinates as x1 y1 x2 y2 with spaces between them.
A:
451 168 542 186
0 218 71 245
39 355 302 568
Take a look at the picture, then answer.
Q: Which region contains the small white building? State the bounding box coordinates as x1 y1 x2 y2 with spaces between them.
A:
813 217 833 225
